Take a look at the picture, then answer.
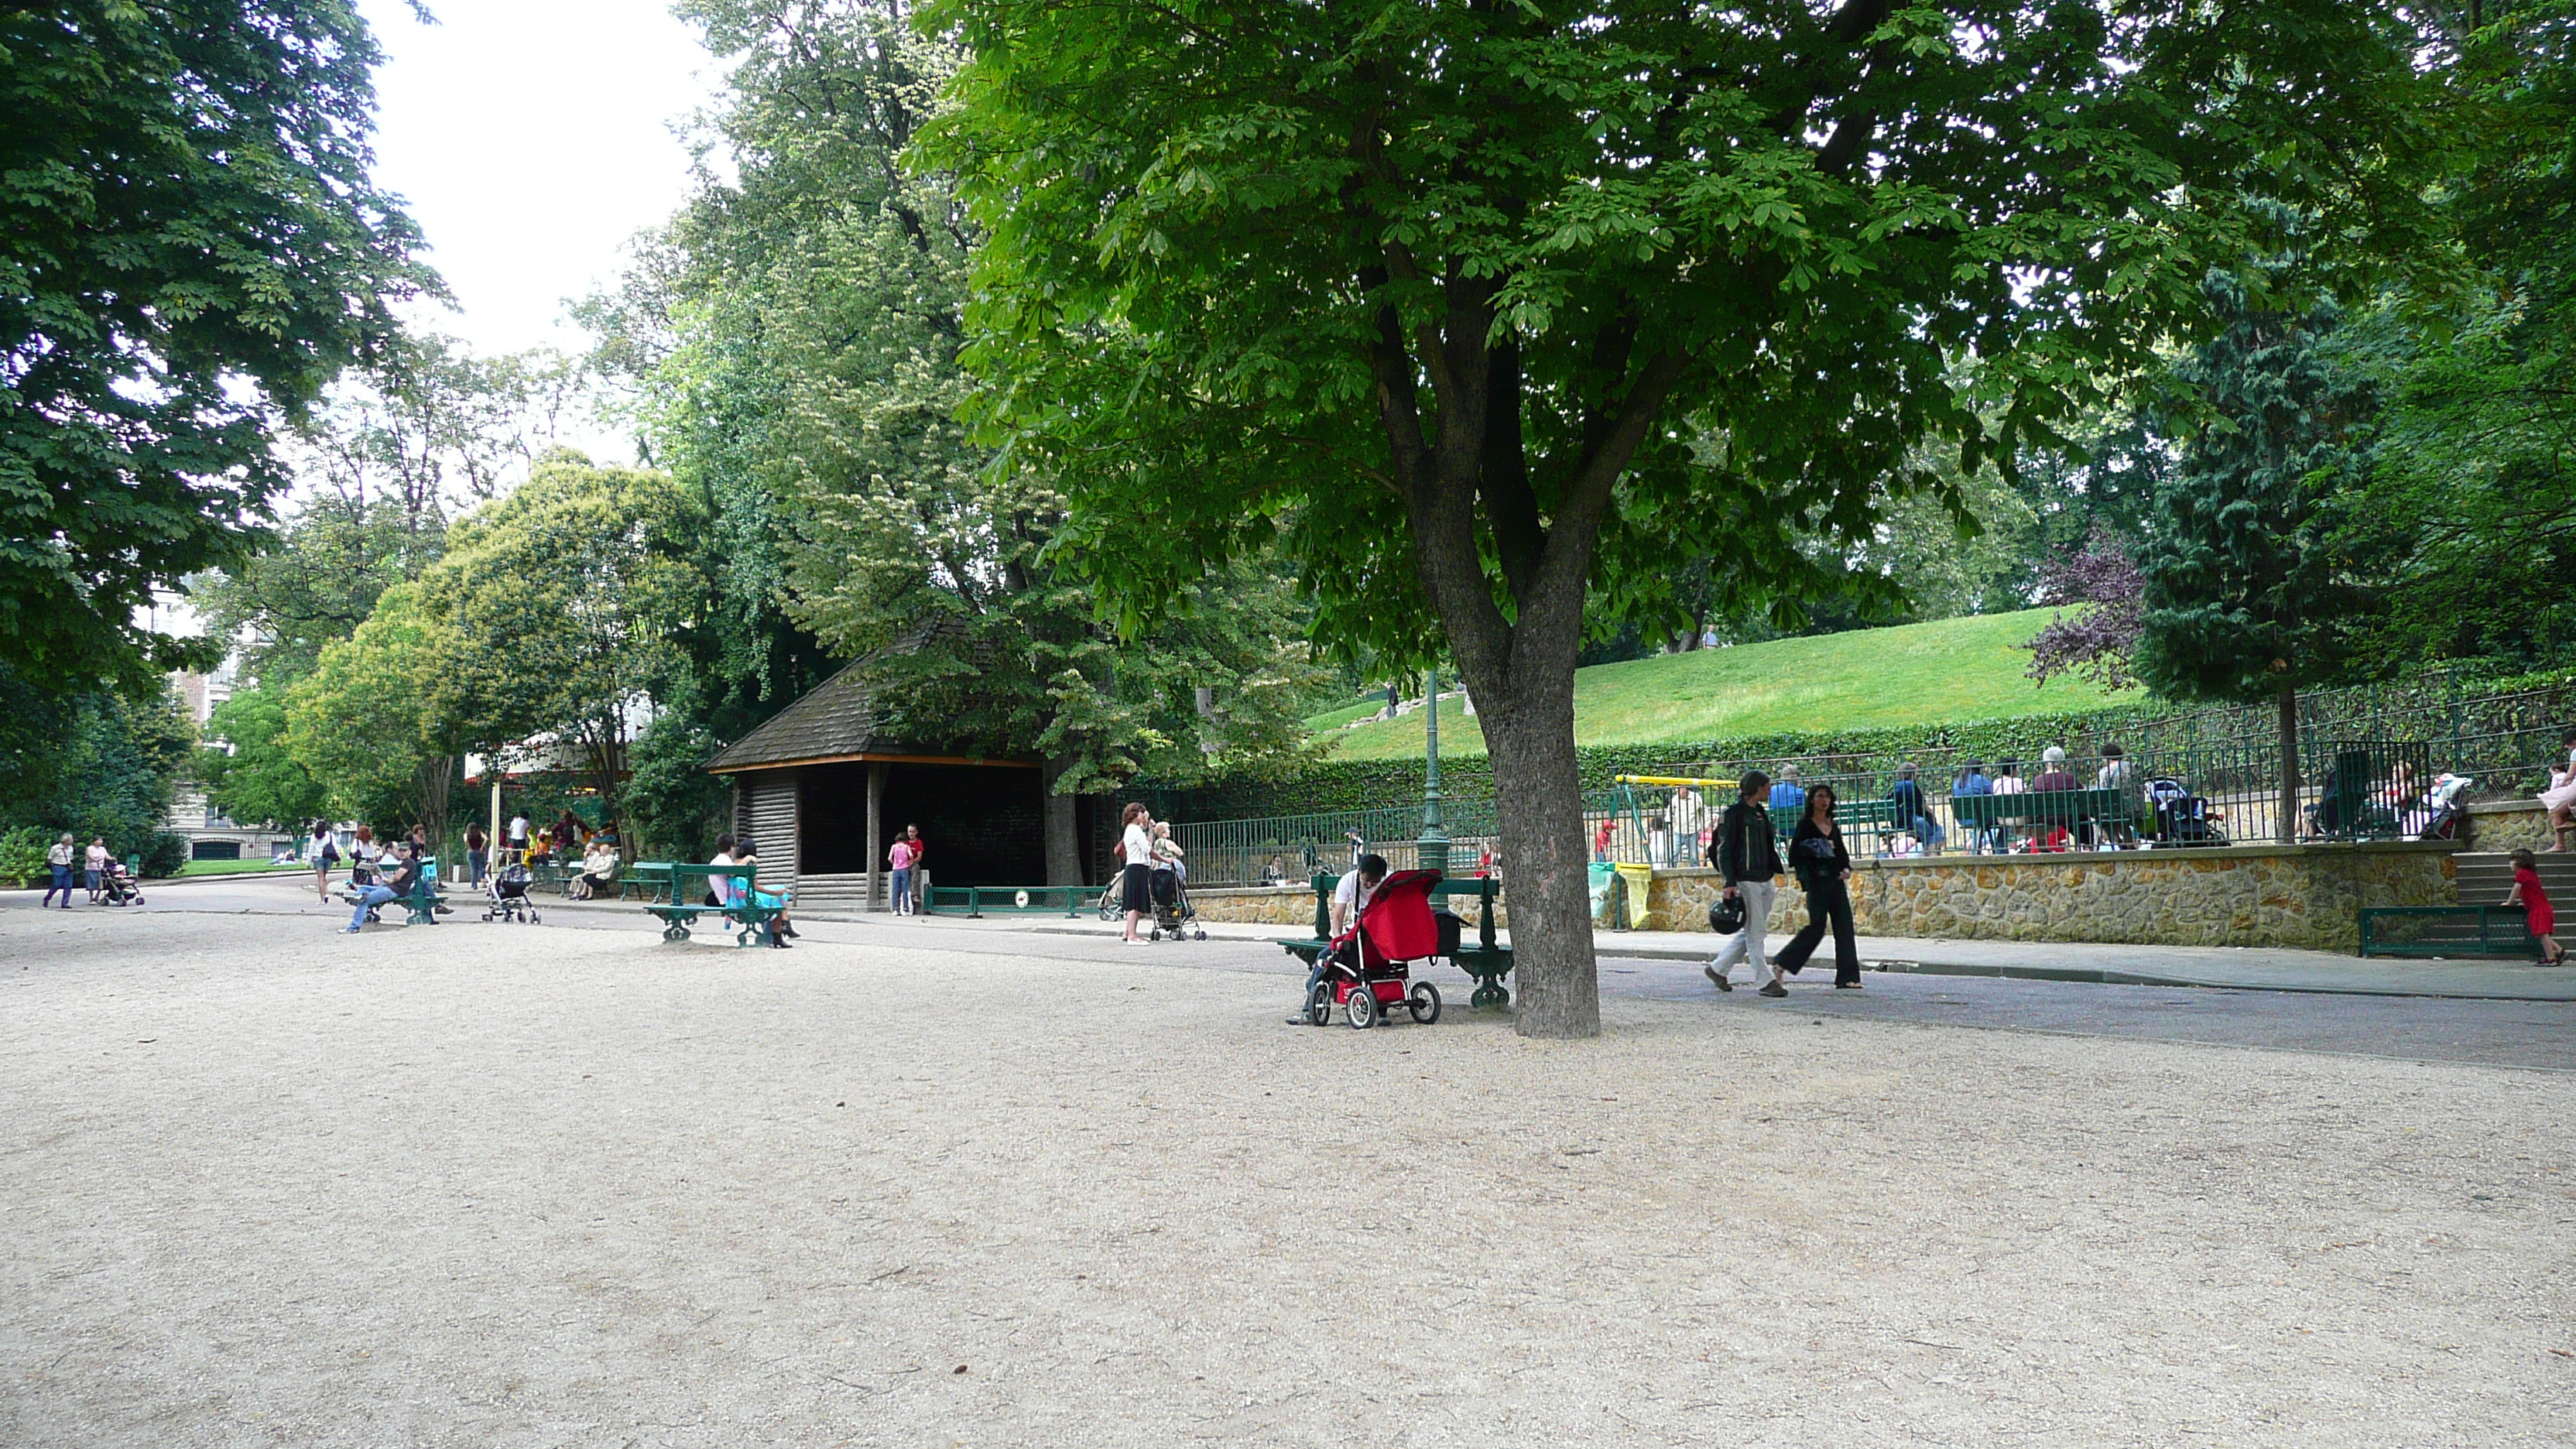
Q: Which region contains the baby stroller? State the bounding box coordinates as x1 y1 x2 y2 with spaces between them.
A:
1301 868 1444 1029
99 862 144 907
2420 772 2474 841
1148 862 1205 941
482 861 540 923
2145 776 2228 848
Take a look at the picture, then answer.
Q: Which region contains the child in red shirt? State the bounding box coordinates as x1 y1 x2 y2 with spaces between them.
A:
2504 848 2564 966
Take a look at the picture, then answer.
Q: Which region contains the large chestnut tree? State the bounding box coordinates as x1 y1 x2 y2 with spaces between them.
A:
923 0 2445 1036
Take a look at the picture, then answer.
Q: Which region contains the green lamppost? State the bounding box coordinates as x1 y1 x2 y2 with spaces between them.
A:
1418 669 1450 877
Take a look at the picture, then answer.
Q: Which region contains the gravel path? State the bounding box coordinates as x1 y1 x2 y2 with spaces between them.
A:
4 908 2571 1447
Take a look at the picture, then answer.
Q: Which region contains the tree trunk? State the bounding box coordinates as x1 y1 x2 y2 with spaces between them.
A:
1042 754 1083 885
2276 682 2300 845
419 754 454 858
1475 679 1599 1039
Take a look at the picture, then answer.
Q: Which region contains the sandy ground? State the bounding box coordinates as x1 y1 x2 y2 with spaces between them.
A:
2 906 2571 1447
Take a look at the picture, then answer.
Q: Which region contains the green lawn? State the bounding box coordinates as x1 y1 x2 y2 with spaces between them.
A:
177 857 307 877
1302 696 1391 731
1315 608 2132 760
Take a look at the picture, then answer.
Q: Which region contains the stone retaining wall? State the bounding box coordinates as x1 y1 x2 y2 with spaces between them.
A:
2467 801 2554 854
1190 842 2452 952
1646 841 2455 953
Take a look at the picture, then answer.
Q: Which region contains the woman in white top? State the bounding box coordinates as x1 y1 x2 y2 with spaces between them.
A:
310 823 338 903
1118 803 1156 943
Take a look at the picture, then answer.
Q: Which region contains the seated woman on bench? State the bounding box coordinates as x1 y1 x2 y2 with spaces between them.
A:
719 835 800 947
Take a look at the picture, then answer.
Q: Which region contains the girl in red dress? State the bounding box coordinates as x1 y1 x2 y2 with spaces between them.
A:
2504 848 2564 966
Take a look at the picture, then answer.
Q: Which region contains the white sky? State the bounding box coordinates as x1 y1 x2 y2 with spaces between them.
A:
360 0 726 361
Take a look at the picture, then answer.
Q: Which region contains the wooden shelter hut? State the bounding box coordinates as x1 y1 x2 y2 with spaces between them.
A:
707 662 1058 911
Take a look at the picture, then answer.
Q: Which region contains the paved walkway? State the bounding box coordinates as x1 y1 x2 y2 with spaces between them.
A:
991 913 2576 1002
63 872 2576 1001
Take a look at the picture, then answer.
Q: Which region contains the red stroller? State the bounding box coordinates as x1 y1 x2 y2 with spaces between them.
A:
1303 868 1444 1029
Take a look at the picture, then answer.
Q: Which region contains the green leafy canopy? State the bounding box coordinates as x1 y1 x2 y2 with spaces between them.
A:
1 0 426 690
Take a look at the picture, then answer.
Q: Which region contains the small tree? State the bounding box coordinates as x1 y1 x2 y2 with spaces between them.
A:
198 683 329 830
285 585 469 842
416 454 707 852
2024 529 2146 691
2132 277 2379 841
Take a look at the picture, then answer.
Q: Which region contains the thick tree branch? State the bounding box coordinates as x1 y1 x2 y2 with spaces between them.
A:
1482 337 1540 603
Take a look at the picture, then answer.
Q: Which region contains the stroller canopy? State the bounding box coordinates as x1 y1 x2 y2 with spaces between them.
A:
1355 868 1443 964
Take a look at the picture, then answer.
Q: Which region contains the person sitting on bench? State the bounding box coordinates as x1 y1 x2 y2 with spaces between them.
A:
1290 854 1388 1024
344 843 423 933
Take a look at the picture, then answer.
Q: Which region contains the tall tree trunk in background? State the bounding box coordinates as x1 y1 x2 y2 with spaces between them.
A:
1042 754 1083 885
419 753 454 859
2276 683 2300 844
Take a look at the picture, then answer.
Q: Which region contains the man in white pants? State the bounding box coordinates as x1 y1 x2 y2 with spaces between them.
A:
1705 771 1788 997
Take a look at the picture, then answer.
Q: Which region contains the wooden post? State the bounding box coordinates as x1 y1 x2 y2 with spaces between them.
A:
866 760 886 912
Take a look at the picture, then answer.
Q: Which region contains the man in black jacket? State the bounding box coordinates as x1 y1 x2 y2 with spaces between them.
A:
1704 771 1788 997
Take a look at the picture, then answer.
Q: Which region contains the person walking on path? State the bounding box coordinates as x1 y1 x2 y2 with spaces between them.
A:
2504 848 2564 966
506 810 531 865
83 838 109 903
887 834 916 916
310 822 339 903
1773 784 1862 988
1119 803 1156 943
1704 771 1786 996
903 824 927 911
464 822 487 887
42 834 76 908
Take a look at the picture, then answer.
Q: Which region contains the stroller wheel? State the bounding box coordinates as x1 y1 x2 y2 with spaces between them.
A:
482 911 495 922
1408 981 1441 1025
1193 928 1206 941
1347 984 1378 1029
1149 927 1162 941
1305 981 1333 1027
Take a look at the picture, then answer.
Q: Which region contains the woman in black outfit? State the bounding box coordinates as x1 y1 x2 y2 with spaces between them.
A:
1772 784 1862 988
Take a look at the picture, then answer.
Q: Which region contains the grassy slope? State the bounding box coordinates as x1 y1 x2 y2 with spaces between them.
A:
1315 608 2128 761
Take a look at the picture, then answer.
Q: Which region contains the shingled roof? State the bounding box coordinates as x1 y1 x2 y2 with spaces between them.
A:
705 659 1034 772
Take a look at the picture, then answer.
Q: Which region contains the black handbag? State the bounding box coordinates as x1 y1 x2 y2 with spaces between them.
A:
1708 893 1746 935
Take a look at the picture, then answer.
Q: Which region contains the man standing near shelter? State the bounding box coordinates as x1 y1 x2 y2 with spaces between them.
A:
1704 772 1786 997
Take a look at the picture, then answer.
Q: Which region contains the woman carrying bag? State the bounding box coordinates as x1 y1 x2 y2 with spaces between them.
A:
1772 784 1862 988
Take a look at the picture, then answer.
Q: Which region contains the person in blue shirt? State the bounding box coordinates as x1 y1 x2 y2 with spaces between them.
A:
1889 763 1945 855
1767 764 1807 820
1951 759 1994 853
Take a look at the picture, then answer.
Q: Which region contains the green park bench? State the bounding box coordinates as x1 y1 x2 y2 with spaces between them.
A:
1769 797 1906 849
1276 872 1515 1010
1947 787 2141 848
926 884 1090 916
638 862 786 947
2358 905 2538 959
